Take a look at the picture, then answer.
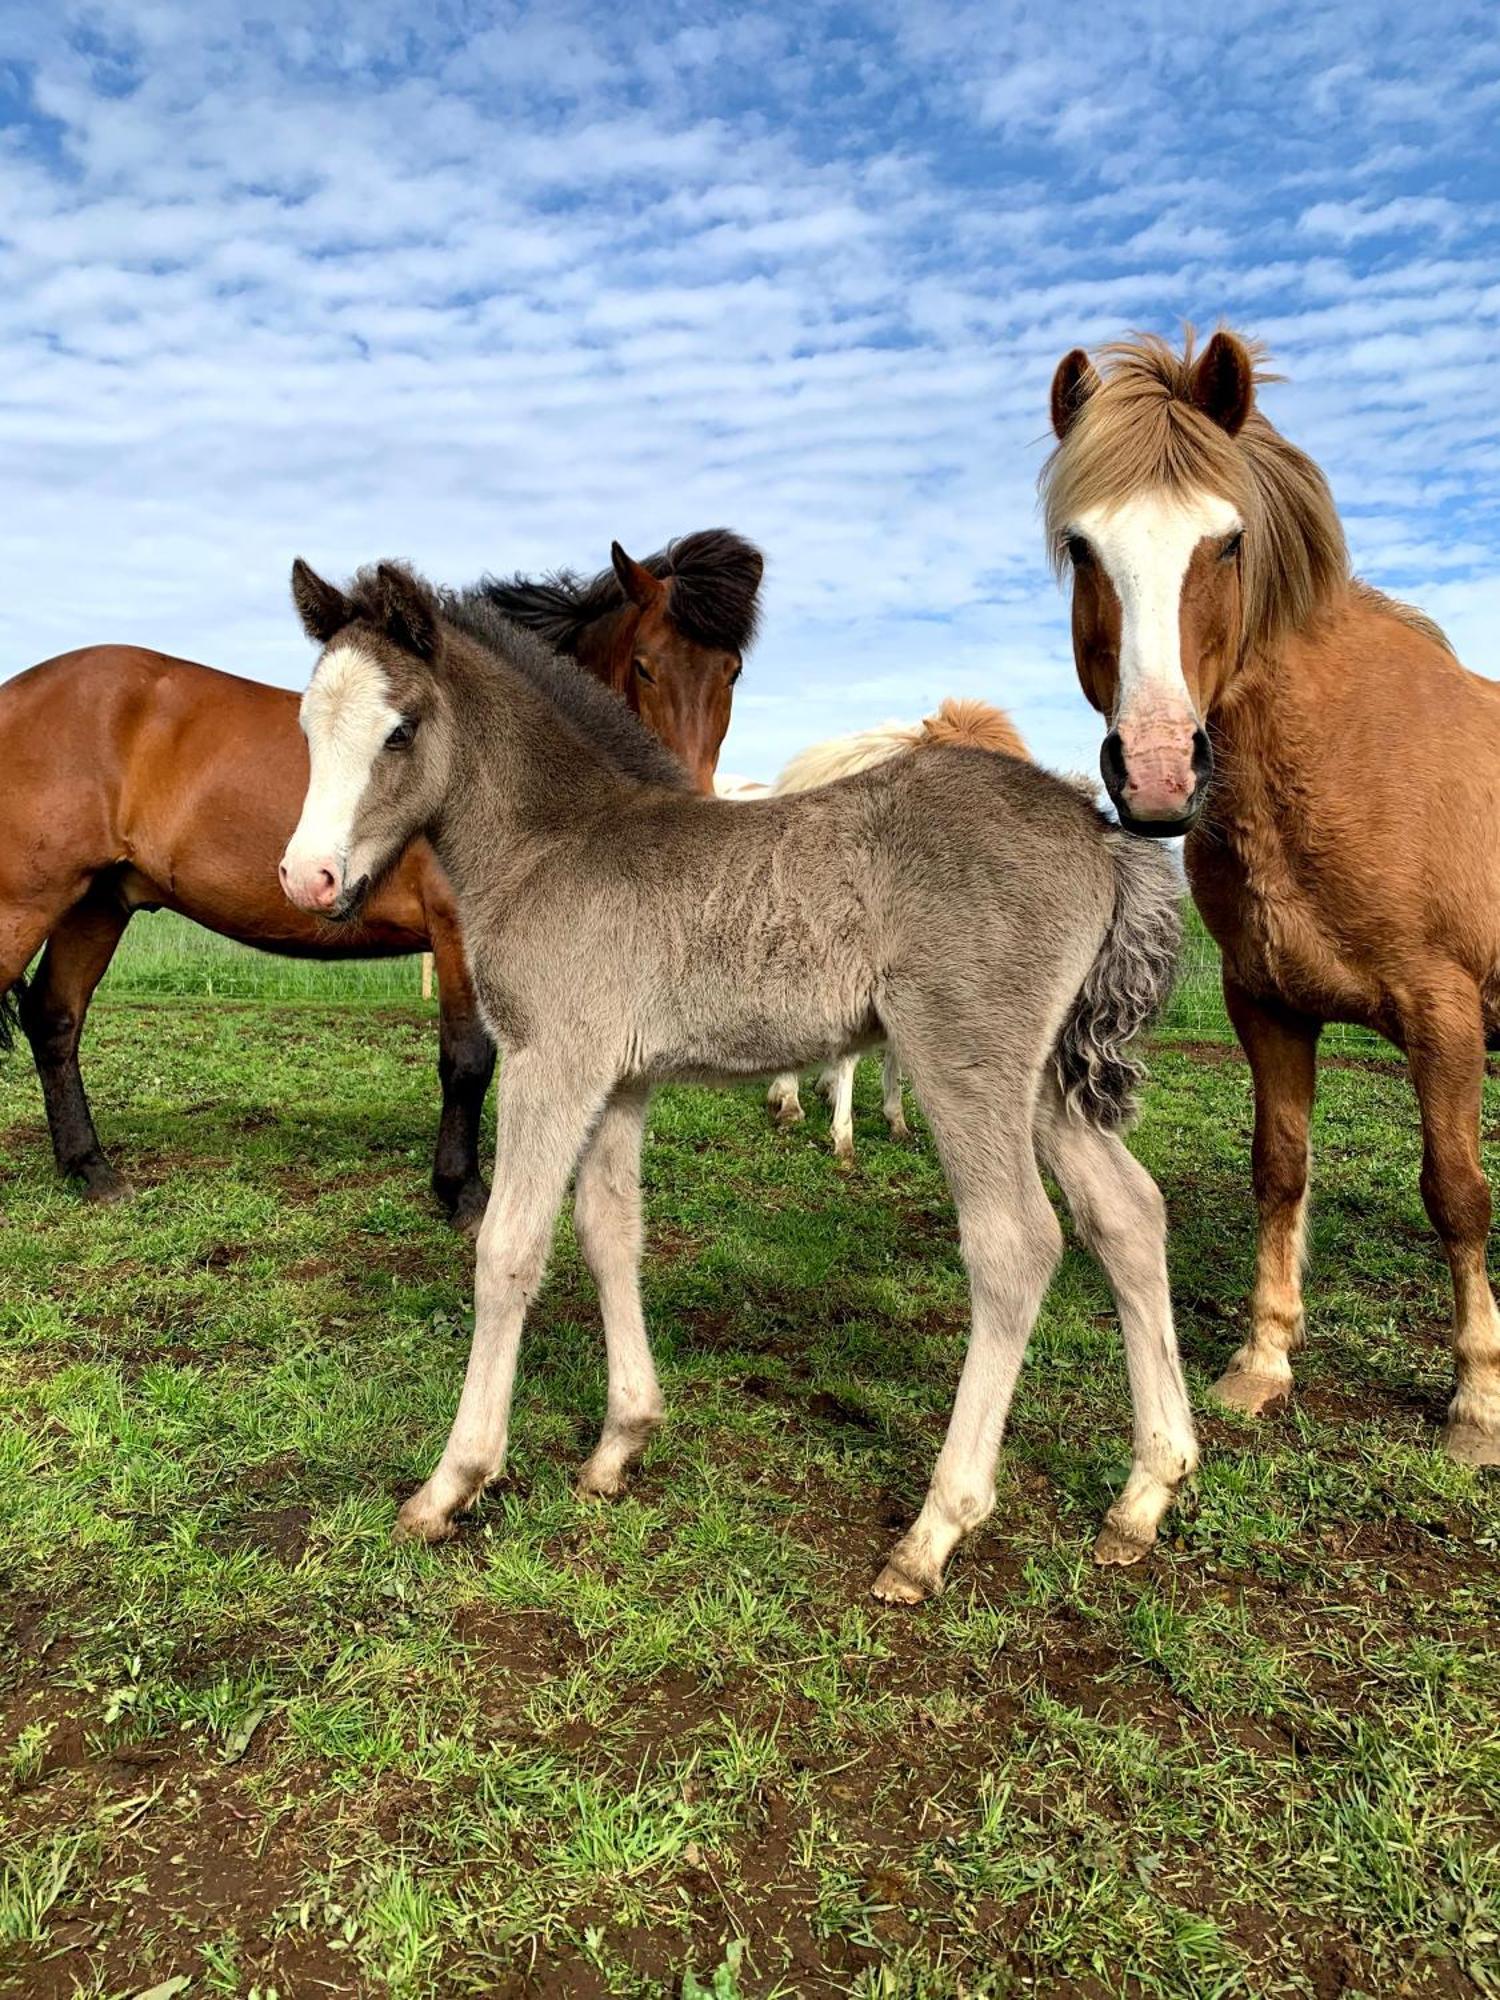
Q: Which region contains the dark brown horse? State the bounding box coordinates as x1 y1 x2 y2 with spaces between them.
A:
478 530 763 793
1042 328 1500 1466
0 531 763 1226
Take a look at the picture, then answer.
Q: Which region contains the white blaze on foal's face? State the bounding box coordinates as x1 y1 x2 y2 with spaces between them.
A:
1068 487 1242 830
280 643 404 915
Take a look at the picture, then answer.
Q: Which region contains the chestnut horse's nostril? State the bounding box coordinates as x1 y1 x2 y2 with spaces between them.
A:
1100 729 1128 799
1191 726 1213 787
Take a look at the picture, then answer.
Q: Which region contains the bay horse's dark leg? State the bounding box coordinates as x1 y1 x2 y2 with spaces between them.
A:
428 906 495 1236
1214 978 1321 1415
1399 977 1500 1465
19 890 132 1202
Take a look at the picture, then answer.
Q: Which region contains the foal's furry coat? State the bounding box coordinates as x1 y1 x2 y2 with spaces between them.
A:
282 561 1194 1599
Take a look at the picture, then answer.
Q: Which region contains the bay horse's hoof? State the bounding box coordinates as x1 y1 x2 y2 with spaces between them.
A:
1442 1421 1500 1468
440 1183 490 1239
1093 1522 1153 1567
79 1165 131 1205
1211 1369 1291 1417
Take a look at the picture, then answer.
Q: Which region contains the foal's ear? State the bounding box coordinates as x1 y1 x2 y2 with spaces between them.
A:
374 562 441 661
1189 330 1255 437
291 559 351 643
1050 349 1102 440
611 541 667 611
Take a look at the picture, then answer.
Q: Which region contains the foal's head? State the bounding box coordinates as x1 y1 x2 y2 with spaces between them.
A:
1042 328 1344 835
280 560 450 920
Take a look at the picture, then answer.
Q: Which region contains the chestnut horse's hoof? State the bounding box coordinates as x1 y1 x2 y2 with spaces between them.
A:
1442 1421 1500 1468
1211 1368 1291 1418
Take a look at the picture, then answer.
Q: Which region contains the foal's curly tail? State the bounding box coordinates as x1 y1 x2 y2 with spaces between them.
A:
0 976 26 1056
1053 832 1181 1131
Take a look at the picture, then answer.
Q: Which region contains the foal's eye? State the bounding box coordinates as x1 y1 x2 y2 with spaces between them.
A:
633 658 656 685
1065 534 1093 569
1220 530 1244 562
385 718 417 750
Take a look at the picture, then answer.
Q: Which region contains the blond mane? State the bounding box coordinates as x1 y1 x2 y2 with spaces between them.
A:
1040 329 1350 655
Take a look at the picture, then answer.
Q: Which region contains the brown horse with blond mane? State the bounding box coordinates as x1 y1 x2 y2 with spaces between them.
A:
1041 327 1500 1465
0 531 762 1227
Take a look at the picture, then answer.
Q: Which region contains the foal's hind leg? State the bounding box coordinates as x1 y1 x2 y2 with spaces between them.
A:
19 890 132 1202
1400 979 1500 1464
872 1061 1062 1604
767 1072 805 1127
395 1053 613 1543
1034 1077 1197 1563
573 1084 663 1498
825 1056 857 1165
881 1047 909 1142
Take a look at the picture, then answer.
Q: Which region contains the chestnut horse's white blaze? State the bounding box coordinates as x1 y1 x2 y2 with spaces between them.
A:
280 644 400 911
1071 489 1240 825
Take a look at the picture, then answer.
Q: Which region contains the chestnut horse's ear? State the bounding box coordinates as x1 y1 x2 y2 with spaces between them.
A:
1050 348 1102 440
1189 331 1255 437
291 559 351 643
611 541 667 611
373 562 441 661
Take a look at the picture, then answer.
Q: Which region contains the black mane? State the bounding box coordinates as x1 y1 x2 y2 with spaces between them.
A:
438 589 694 792
474 528 764 658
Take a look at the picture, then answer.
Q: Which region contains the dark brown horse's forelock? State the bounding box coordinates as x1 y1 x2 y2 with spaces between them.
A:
474 528 764 659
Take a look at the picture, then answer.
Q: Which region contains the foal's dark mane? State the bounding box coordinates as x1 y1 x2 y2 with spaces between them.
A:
475 528 764 657
435 586 694 792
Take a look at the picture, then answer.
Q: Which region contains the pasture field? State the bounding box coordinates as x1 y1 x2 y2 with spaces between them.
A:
2 921 1499 1997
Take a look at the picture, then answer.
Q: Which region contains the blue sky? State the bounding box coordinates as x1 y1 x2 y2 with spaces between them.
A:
2 2 1498 777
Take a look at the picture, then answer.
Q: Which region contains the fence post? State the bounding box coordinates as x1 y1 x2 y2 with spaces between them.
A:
421 952 434 1001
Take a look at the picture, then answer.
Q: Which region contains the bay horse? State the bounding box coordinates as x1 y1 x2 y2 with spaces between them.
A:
748 699 1032 1162
0 531 763 1227
279 559 1191 1598
1042 327 1500 1466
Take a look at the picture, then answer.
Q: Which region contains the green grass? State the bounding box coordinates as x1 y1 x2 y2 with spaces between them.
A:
1 974 1498 1996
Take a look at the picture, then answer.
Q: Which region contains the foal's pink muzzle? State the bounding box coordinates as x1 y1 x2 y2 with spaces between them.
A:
278 854 342 914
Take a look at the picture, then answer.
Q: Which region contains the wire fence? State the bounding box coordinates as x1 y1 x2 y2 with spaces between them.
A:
88 905 1392 1055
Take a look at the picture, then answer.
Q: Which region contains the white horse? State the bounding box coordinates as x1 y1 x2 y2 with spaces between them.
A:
719 700 1031 1162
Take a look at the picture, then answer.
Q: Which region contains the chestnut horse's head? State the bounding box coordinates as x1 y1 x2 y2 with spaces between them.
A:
1042 328 1345 836
479 530 765 793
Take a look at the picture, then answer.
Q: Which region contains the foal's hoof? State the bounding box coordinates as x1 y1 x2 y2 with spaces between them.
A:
770 1104 804 1129
1442 1421 1500 1468
887 1116 911 1144
1211 1369 1291 1418
575 1458 628 1501
832 1140 856 1171
871 1545 942 1606
1093 1522 1153 1568
393 1493 459 1545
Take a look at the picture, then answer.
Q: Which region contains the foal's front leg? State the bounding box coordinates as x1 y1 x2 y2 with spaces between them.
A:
573 1084 663 1498
395 1054 612 1543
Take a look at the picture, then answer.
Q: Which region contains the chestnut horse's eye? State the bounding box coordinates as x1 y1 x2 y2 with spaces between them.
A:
1065 534 1093 569
633 657 656 686
1220 530 1244 562
385 718 417 750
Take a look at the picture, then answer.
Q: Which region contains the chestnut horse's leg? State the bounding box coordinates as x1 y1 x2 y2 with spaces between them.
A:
573 1082 663 1499
18 890 132 1202
425 904 496 1236
1214 981 1321 1415
1400 981 1500 1464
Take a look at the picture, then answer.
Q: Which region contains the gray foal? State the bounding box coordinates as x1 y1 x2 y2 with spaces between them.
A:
280 560 1196 1601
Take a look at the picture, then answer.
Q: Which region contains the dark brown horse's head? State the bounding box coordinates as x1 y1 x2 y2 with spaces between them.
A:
1041 329 1346 838
477 530 765 794
600 541 749 792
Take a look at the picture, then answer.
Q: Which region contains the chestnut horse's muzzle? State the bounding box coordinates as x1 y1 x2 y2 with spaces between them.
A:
1100 725 1213 838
